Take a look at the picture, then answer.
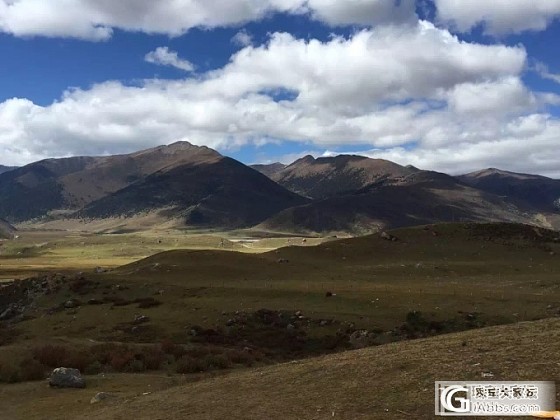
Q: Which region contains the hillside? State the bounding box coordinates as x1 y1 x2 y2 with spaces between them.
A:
1 222 560 418
250 162 285 178
261 172 537 234
260 155 417 199
0 219 16 239
459 168 560 212
83 318 560 419
82 156 307 228
0 142 306 228
0 166 16 175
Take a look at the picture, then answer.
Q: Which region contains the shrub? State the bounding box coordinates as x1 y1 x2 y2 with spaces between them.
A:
0 363 21 384
143 346 166 370
32 345 68 367
84 361 103 375
176 356 205 374
136 298 162 309
126 359 146 373
160 339 186 359
225 349 254 366
109 349 136 371
204 354 230 370
19 359 46 381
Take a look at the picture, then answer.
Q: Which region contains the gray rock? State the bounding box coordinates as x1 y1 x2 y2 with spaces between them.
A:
90 392 114 404
380 232 398 241
349 330 377 349
49 367 86 389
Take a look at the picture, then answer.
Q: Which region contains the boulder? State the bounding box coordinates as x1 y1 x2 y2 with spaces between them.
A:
49 367 86 389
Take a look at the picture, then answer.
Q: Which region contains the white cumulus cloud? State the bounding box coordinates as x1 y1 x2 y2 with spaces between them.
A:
1 21 560 178
435 0 560 35
145 47 195 72
0 0 415 40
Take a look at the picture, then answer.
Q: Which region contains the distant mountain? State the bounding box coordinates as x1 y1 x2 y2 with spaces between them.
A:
260 171 537 234
459 169 560 212
0 219 16 239
0 142 307 227
250 163 286 178
0 166 16 175
2 145 559 234
82 155 307 228
258 155 418 199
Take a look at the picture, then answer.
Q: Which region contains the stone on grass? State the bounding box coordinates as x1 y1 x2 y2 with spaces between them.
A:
49 367 86 389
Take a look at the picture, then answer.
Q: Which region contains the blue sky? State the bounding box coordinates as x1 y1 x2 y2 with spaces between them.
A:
1 0 560 177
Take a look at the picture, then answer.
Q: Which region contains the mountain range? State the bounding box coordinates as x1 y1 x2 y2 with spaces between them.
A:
0 142 558 234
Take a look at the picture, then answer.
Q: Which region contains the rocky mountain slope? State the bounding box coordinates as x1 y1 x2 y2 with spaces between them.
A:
254 155 417 199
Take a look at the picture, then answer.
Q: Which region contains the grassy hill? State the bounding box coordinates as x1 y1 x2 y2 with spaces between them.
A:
1 222 559 418
86 318 560 419
2 318 559 419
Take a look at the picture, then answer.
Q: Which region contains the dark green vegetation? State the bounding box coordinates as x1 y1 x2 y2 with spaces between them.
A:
1 223 559 387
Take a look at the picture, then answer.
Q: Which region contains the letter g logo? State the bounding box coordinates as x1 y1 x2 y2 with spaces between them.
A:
440 385 470 413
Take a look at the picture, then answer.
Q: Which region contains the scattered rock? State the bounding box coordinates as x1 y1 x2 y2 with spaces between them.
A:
286 323 296 331
94 267 107 274
64 299 81 309
277 258 289 264
90 392 114 404
349 330 377 349
133 315 150 324
87 298 104 305
380 232 398 242
49 367 86 389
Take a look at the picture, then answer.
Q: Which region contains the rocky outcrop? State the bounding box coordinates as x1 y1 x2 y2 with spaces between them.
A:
49 367 86 389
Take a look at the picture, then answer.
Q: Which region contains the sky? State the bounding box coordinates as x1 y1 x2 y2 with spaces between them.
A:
1 1 560 177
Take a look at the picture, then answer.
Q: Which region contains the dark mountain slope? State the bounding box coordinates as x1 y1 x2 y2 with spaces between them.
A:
261 172 534 234
0 142 223 222
0 166 16 175
250 163 286 178
82 157 308 228
0 218 16 239
459 168 560 212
